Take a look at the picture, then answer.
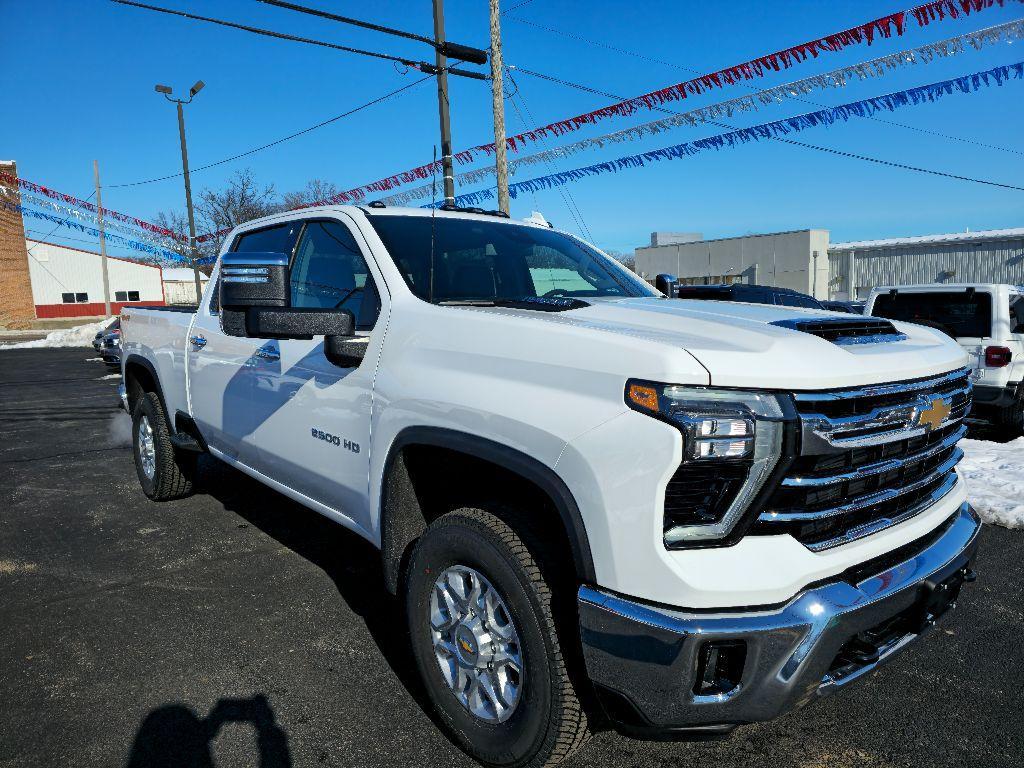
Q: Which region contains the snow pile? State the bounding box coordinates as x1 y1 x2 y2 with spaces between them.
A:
1 320 109 350
959 437 1024 529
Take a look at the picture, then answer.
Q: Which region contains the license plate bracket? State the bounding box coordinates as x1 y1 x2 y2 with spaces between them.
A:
912 564 974 633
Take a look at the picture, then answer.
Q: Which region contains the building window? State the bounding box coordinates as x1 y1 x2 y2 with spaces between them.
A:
75 293 88 303
115 291 127 301
127 290 140 302
61 293 75 303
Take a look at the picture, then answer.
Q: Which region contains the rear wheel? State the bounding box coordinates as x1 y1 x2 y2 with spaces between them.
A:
405 508 590 767
132 391 194 500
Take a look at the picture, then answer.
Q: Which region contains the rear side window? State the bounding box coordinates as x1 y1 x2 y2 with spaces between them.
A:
232 222 300 255
872 292 992 338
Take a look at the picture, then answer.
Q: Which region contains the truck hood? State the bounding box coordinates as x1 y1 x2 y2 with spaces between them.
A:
521 297 969 390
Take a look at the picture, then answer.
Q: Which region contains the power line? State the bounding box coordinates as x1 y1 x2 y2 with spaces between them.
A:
507 15 1024 158
113 0 430 68
108 75 433 188
511 67 1024 193
255 0 489 64
505 69 595 242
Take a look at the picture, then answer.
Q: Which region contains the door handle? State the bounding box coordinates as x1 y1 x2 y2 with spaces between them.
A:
189 335 207 349
254 347 280 361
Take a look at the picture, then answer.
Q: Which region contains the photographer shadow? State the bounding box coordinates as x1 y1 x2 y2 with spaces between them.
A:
193 456 432 714
125 694 291 768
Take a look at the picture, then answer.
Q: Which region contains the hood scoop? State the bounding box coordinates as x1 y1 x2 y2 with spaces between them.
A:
770 317 908 345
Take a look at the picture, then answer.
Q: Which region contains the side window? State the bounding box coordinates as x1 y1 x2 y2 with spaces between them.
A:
1010 296 1024 334
290 220 381 331
232 222 300 254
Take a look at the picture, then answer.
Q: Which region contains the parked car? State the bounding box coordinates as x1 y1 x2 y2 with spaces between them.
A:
121 206 979 767
866 283 1024 434
91 318 120 352
822 300 865 314
665 280 825 309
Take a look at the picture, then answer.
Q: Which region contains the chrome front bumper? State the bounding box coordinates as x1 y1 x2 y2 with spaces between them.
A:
578 504 981 735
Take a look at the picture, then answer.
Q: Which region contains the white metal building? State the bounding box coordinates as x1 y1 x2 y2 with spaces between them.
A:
634 229 832 299
25 239 164 318
828 228 1024 301
161 267 210 306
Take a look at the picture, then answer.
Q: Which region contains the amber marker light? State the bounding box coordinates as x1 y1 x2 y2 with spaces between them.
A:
627 382 660 412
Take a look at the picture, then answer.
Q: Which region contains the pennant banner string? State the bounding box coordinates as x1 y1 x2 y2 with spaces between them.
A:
1 186 179 247
0 171 183 240
382 53 1024 206
421 61 1024 209
2 201 190 263
319 0 1022 206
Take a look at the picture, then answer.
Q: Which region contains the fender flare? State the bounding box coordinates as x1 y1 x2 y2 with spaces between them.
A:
122 354 171 424
379 426 597 593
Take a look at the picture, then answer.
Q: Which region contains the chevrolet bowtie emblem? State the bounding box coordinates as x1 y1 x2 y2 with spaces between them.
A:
917 398 950 431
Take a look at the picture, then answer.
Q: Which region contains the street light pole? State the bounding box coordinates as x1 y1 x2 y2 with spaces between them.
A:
156 80 205 304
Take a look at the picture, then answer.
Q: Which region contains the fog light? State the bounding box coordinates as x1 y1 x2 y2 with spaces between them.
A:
694 641 746 698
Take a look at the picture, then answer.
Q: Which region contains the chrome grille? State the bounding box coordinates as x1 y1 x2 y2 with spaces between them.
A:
756 367 971 551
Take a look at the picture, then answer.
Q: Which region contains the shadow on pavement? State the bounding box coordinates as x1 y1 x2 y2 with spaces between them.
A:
125 695 291 768
192 456 436 719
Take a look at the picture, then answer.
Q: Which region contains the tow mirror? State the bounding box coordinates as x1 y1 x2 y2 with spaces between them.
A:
220 252 290 337
655 273 678 298
217 251 363 367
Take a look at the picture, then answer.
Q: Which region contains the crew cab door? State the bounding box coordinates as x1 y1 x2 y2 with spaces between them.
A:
187 221 301 464
248 216 386 532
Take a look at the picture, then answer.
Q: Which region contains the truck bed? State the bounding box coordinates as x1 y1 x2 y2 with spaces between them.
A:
121 305 197 422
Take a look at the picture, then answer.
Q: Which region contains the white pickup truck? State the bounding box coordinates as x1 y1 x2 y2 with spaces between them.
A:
121 205 980 767
866 283 1024 435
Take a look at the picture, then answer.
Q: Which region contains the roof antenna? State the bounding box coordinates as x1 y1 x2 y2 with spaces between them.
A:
429 144 438 305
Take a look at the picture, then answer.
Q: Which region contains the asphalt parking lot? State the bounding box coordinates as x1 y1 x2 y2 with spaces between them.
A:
1 348 1022 768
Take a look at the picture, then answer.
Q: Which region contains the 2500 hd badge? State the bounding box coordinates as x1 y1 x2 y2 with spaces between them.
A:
312 428 359 453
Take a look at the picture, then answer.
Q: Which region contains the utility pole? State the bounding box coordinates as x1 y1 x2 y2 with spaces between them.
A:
93 160 112 319
432 0 455 205
156 80 205 303
489 0 510 214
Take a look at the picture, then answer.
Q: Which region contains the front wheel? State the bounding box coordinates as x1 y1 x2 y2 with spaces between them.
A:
405 508 590 768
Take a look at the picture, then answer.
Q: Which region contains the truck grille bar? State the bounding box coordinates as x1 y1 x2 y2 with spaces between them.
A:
754 367 972 551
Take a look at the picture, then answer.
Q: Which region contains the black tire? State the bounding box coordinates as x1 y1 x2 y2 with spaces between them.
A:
131 391 194 500
405 507 590 768
995 395 1024 438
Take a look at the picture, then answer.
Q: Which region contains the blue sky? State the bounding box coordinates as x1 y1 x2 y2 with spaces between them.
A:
2 0 1022 259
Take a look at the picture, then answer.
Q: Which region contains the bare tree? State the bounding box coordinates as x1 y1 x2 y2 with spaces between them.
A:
196 169 279 255
281 179 341 211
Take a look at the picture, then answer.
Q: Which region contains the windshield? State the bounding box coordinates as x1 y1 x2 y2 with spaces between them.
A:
871 291 992 338
366 215 656 304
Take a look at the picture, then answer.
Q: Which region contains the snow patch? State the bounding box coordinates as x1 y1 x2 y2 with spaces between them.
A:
959 438 1024 529
2 320 110 350
98 374 121 380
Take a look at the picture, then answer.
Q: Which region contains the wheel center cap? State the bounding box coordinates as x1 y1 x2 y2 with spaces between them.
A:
454 625 480 665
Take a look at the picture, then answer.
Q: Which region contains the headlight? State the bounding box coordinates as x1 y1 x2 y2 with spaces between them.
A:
626 380 792 547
